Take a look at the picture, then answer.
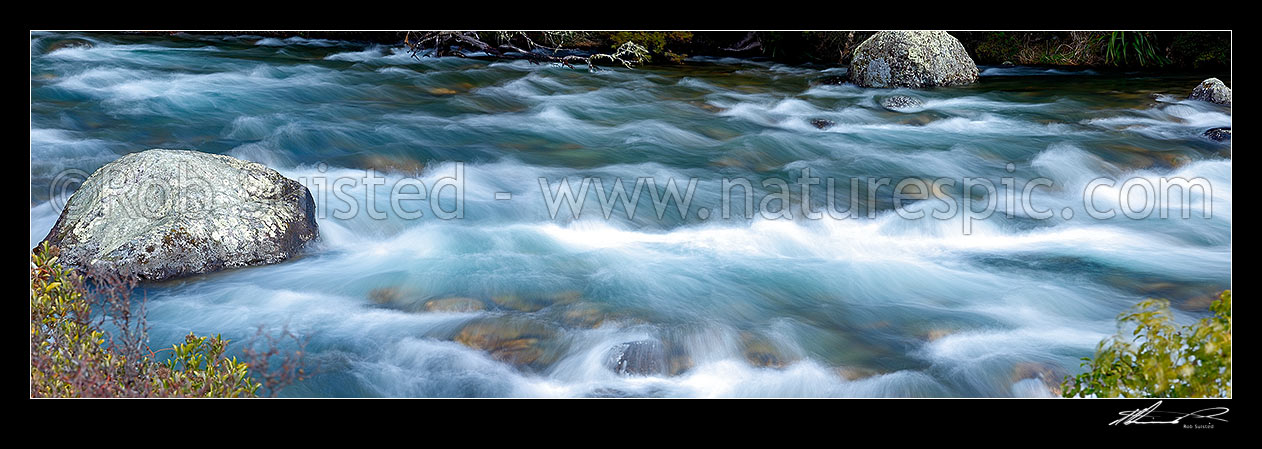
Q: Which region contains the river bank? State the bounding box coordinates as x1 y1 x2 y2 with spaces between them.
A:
98 31 1230 70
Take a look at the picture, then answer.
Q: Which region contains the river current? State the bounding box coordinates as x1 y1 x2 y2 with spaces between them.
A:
30 32 1231 397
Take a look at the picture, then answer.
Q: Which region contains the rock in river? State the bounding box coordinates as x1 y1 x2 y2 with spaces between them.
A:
1189 78 1231 106
454 317 562 369
36 149 318 282
849 31 979 89
424 297 487 313
880 95 925 111
1203 127 1231 142
606 340 667 376
809 118 836 129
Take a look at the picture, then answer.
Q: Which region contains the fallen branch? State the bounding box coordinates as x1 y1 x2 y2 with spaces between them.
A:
403 31 647 70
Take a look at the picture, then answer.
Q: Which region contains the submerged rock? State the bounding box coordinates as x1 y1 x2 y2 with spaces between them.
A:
453 317 561 369
36 149 318 282
490 294 549 312
1203 127 1231 142
1011 362 1067 397
368 286 406 304
424 297 486 313
1189 78 1231 106
880 95 925 111
835 366 882 381
426 87 460 95
555 302 610 328
740 332 798 369
809 118 836 129
849 31 978 89
354 154 425 175
43 38 93 53
606 340 668 376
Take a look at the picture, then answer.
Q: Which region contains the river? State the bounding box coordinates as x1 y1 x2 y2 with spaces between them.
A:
30 32 1231 397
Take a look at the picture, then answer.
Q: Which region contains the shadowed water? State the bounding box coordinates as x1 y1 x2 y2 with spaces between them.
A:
30 32 1231 397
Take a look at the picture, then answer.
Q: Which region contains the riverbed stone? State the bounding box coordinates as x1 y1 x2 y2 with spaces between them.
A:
43 38 93 53
556 303 609 328
880 95 925 111
453 317 561 369
809 118 836 129
424 297 486 313
836 366 883 381
849 31 978 89
1189 78 1231 106
606 340 668 376
1203 127 1231 142
489 294 549 312
740 333 798 369
36 149 318 282
369 286 405 304
1011 362 1067 396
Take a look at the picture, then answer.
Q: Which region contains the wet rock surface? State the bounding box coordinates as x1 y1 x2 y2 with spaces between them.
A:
424 297 486 313
740 333 798 369
880 95 925 111
1203 127 1231 142
606 340 668 376
809 118 836 129
1189 78 1231 106
453 317 563 370
1011 362 1067 396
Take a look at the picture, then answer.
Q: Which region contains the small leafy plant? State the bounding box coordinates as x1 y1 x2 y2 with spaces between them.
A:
30 242 305 398
1062 290 1231 398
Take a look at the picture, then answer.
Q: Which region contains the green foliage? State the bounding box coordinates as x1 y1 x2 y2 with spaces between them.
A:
607 32 693 63
964 31 1103 66
157 333 259 397
1062 290 1231 398
974 32 1022 63
1168 32 1231 69
30 242 261 397
1099 31 1170 67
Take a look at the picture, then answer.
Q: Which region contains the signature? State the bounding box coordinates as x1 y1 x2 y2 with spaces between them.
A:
1110 401 1230 426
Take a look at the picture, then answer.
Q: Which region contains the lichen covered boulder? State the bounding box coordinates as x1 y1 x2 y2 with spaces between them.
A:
37 149 318 281
1189 78 1231 106
849 31 979 88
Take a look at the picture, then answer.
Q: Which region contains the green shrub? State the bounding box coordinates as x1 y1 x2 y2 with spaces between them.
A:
30 242 261 397
1062 290 1231 398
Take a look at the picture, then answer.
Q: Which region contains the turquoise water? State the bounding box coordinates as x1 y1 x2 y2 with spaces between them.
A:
30 32 1231 397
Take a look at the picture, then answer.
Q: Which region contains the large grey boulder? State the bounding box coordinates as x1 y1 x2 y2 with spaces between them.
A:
37 149 318 282
849 31 979 88
1189 78 1231 106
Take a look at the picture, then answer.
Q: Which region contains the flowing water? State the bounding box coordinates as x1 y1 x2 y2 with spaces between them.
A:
30 32 1232 397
